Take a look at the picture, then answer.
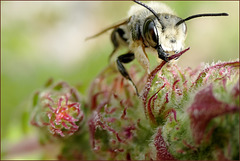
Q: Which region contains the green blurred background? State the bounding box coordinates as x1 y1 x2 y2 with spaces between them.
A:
1 1 239 159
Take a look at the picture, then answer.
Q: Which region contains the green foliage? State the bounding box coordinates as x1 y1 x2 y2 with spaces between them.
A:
29 56 239 160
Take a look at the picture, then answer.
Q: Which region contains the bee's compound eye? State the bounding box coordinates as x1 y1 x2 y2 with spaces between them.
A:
143 19 158 48
181 22 187 34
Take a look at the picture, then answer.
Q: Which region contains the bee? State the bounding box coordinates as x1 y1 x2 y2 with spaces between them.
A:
86 1 228 96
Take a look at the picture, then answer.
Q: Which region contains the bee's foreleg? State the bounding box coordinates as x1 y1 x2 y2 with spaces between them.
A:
116 53 139 96
134 45 150 74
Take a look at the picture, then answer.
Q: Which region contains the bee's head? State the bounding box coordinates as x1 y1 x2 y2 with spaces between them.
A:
142 14 187 54
134 0 228 61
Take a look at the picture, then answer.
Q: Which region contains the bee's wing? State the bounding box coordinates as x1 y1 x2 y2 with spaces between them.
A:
85 18 130 41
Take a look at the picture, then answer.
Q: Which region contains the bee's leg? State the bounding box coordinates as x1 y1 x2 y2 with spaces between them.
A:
109 28 128 61
116 53 139 96
134 45 150 74
109 29 119 61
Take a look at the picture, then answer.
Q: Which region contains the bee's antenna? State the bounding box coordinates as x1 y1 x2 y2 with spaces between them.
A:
176 13 228 26
133 0 161 23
